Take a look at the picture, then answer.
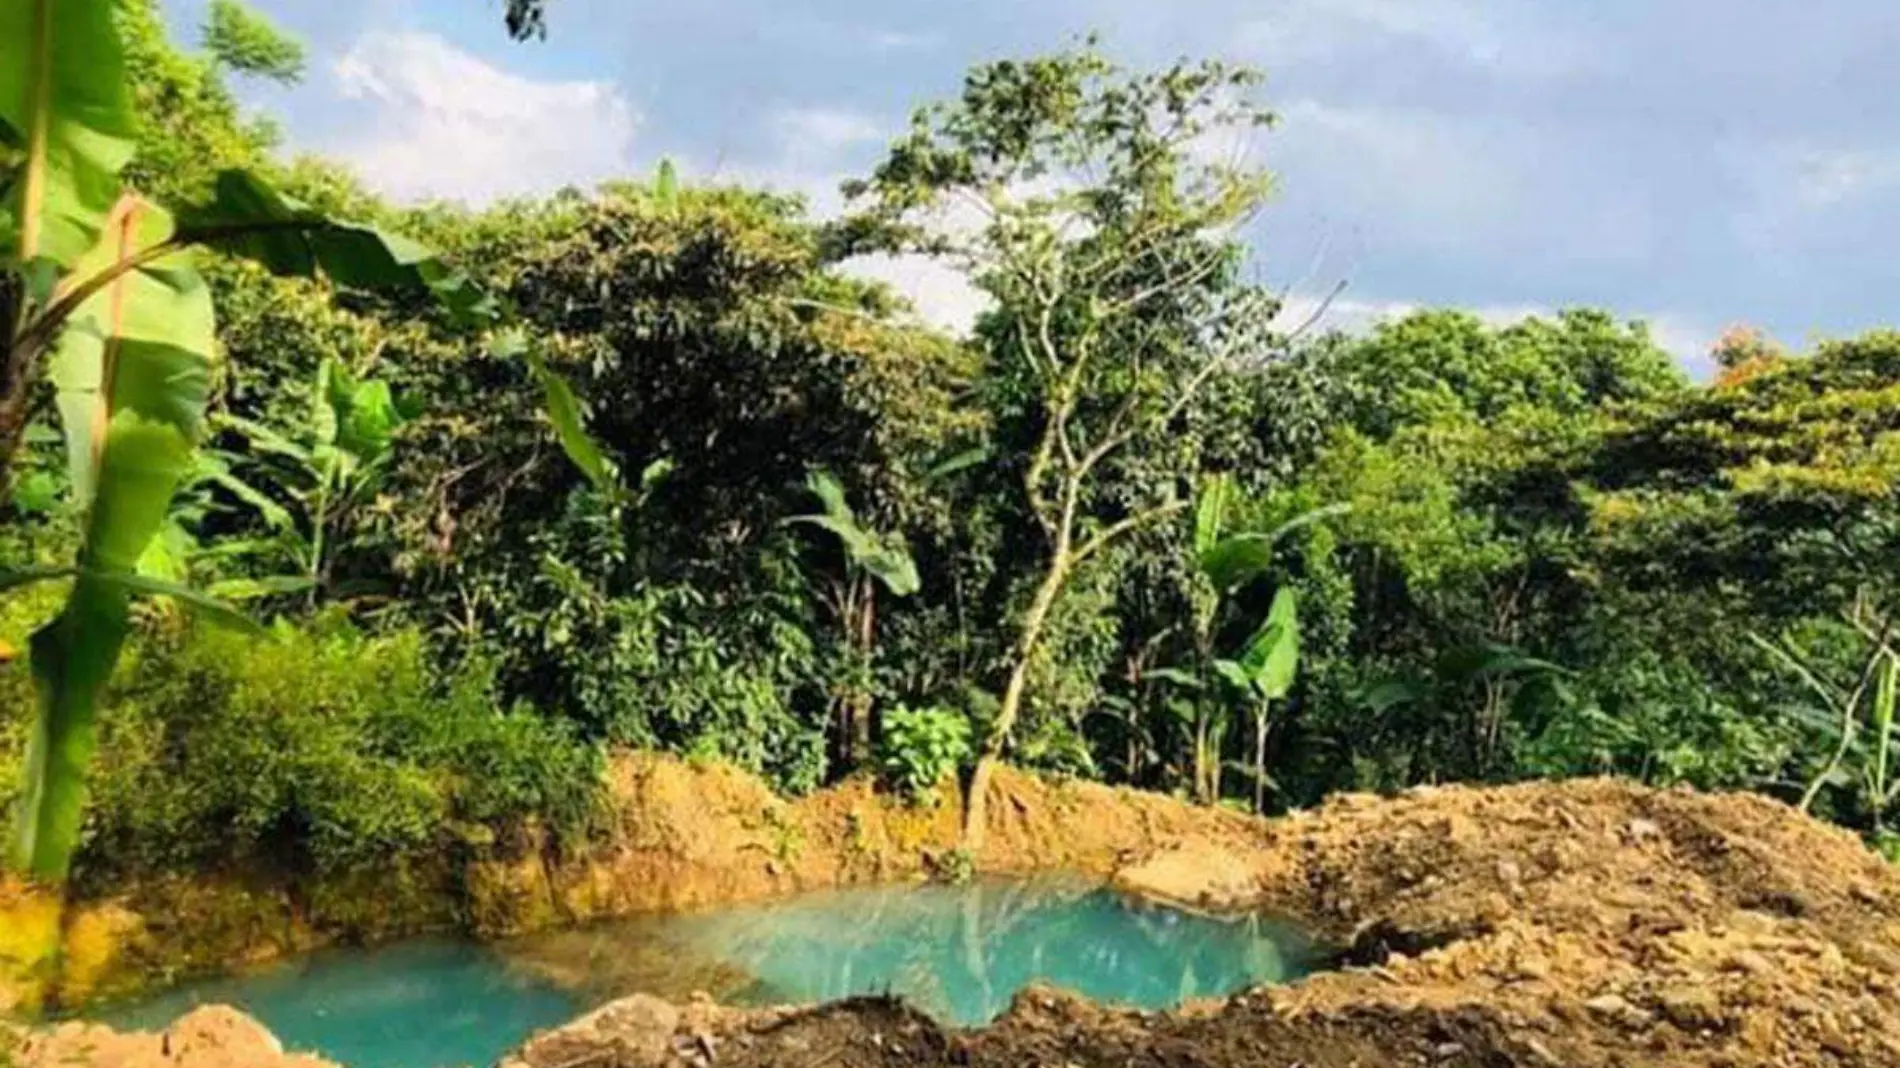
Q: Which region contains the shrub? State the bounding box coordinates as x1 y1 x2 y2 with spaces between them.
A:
0 614 604 883
879 705 972 806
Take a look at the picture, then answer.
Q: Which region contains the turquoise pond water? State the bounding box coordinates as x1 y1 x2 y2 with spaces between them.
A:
95 878 1319 1068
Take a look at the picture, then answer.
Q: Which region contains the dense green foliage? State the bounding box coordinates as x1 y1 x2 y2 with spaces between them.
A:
5 10 1900 885
0 0 475 879
879 705 972 807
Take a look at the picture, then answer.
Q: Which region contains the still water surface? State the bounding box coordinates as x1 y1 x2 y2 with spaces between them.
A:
99 878 1318 1068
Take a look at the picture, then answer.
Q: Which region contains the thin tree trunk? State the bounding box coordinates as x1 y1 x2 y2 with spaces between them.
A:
962 553 1070 851
1253 701 1269 814
0 327 39 508
854 579 877 765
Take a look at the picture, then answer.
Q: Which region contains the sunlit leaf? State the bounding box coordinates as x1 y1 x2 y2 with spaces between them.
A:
0 0 138 268
178 169 493 326
526 352 618 494
15 198 217 880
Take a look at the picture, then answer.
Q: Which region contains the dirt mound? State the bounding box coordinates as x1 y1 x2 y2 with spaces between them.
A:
506 777 1900 1068
8 1006 335 1068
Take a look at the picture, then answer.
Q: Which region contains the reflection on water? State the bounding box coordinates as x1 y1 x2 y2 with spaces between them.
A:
512 876 1318 1025
92 877 1319 1068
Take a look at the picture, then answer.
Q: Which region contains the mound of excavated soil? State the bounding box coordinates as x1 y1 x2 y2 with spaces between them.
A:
505 778 1900 1068
7 1006 333 1068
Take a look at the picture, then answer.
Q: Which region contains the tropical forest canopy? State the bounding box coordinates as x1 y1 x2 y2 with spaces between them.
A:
5 1 1900 894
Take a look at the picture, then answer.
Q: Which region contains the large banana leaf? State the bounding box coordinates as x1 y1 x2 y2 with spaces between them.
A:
530 352 618 493
1193 473 1233 559
788 469 920 597
0 0 138 268
12 198 215 879
178 169 493 326
1198 504 1350 592
487 328 619 494
1235 587 1300 700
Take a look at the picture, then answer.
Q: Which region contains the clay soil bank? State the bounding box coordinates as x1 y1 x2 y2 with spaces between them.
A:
14 762 1900 1067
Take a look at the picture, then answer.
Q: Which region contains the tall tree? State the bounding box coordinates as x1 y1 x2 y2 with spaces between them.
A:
843 47 1283 848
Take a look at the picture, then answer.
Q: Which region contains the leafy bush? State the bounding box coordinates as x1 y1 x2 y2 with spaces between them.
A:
0 614 604 882
879 705 972 805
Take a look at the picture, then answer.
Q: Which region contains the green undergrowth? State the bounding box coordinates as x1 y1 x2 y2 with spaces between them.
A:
0 605 606 894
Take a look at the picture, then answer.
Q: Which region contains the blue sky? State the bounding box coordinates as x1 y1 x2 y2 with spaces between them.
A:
166 0 1900 371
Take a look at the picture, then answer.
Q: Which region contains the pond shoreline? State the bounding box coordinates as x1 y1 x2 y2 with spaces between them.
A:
13 763 1900 1067
2 751 1269 1016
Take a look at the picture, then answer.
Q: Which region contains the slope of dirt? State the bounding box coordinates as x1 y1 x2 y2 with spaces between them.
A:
465 753 1267 935
503 778 1900 1068
7 1006 335 1068
14 769 1900 1067
2 753 1260 1012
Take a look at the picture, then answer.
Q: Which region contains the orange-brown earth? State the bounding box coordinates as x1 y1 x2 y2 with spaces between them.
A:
11 760 1900 1067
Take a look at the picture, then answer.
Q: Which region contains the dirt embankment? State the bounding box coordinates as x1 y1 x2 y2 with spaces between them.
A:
464 752 1267 935
506 778 1900 1068
1 754 1259 1013
12 763 1900 1067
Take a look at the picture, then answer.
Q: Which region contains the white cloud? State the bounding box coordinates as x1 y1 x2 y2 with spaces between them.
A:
1237 0 1582 75
843 254 991 334
865 29 936 52
327 32 639 205
1790 147 1900 208
1644 315 1722 379
771 107 886 170
1273 294 1545 335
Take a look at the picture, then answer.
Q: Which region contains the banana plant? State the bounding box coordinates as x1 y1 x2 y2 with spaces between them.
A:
786 468 920 770
210 357 410 605
1753 600 1900 825
1213 586 1299 814
0 0 483 880
1164 474 1337 808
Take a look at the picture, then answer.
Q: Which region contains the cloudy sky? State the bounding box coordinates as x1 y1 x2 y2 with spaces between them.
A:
165 0 1900 373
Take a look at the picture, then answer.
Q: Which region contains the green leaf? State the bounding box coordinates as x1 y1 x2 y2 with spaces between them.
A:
14 573 129 878
805 469 854 523
330 370 404 462
201 0 306 85
786 469 920 597
654 158 680 213
204 575 314 602
0 0 139 268
11 470 61 515
311 357 340 448
926 445 990 482
1147 667 1203 691
1211 658 1253 692
523 351 619 494
1197 504 1350 592
1238 587 1300 700
206 468 295 532
639 457 675 491
1198 534 1274 592
46 200 213 537
218 413 312 464
178 169 493 325
14 199 217 881
1193 473 1233 558
862 540 922 598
